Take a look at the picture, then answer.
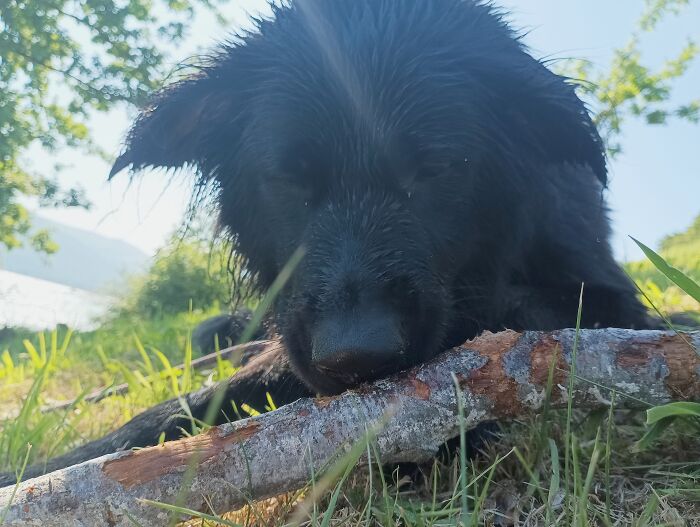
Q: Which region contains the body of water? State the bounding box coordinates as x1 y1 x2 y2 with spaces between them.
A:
0 270 115 331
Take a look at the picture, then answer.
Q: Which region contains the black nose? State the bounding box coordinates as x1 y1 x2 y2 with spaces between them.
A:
310 309 404 379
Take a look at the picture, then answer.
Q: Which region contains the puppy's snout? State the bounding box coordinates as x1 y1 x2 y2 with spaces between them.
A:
310 308 404 380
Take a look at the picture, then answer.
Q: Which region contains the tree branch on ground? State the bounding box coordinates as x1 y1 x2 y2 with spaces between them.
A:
1 328 698 526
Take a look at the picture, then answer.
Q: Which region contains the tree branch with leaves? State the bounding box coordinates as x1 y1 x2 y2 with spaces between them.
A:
562 0 699 157
0 0 229 252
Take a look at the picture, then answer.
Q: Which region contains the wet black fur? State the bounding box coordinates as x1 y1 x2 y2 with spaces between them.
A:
1 0 650 485
192 309 267 354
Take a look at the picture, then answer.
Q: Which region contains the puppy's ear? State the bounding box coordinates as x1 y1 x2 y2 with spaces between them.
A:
514 66 608 186
109 77 228 179
528 77 607 185
491 57 608 186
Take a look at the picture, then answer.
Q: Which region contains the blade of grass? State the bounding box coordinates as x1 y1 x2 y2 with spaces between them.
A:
604 391 616 522
571 434 581 521
0 444 31 525
631 237 700 303
291 409 390 525
545 438 560 525
201 246 305 431
451 372 470 526
471 453 500 526
565 283 585 523
577 428 602 527
646 402 700 422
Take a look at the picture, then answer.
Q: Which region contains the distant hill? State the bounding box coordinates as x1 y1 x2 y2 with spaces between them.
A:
0 216 149 292
656 214 700 275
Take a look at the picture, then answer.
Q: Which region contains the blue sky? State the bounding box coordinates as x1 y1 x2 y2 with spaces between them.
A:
29 0 700 261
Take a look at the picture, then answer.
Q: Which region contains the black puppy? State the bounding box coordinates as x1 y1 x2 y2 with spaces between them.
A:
2 0 650 484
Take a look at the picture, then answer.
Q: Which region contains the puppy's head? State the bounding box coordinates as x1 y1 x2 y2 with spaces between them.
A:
110 0 606 394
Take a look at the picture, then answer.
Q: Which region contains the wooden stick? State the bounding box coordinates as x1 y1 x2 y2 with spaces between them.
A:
1 329 698 526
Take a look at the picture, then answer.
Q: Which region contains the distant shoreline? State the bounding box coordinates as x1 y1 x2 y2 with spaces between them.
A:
0 270 115 331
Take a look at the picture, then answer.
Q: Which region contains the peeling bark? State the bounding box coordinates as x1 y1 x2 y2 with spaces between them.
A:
1 328 698 526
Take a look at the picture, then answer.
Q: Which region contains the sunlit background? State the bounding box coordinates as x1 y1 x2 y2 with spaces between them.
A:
1 3 699 520
1 0 699 329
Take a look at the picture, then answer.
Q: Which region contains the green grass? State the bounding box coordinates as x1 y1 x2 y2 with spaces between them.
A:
0 311 241 476
1 306 699 525
1 225 699 525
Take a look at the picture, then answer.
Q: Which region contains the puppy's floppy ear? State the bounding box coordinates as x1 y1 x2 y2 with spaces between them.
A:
523 73 607 185
491 57 608 186
515 66 608 186
109 76 226 179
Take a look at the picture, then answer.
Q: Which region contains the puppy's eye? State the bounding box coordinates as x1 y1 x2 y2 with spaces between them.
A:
282 156 311 178
412 163 445 183
279 141 328 179
271 146 326 206
276 148 314 187
417 156 470 181
271 165 313 195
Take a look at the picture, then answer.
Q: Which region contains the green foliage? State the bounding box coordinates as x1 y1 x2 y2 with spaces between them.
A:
635 402 700 451
0 324 240 475
660 212 700 258
5 320 697 524
562 0 699 156
0 170 71 253
117 232 237 319
625 213 700 313
628 236 700 452
632 236 700 303
0 0 228 252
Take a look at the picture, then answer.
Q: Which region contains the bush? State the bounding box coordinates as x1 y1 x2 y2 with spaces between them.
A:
117 232 238 319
